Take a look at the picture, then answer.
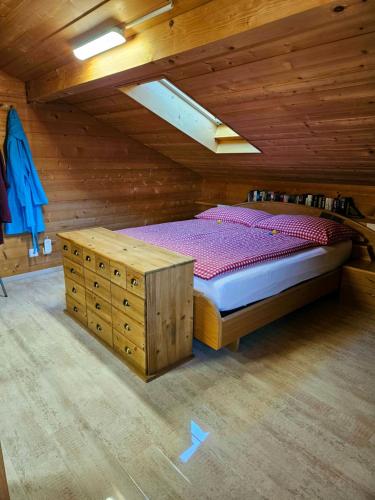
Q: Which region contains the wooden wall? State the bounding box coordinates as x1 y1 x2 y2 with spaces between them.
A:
0 71 199 277
199 177 375 216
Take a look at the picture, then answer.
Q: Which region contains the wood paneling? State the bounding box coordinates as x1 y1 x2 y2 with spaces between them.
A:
0 0 210 82
58 0 375 186
0 71 199 277
1 0 374 268
199 178 375 216
27 0 336 102
0 0 168 80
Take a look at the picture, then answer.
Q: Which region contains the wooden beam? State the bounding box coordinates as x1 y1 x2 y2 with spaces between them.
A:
27 0 335 102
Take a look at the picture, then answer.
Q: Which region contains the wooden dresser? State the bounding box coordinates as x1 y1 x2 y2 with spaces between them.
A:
58 227 195 381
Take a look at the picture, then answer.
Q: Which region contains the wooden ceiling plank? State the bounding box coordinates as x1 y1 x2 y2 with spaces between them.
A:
176 31 375 97
165 0 375 82
0 0 170 79
0 0 100 62
27 0 337 102
45 1 373 187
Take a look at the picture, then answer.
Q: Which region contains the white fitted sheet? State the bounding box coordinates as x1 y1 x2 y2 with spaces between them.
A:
194 240 352 311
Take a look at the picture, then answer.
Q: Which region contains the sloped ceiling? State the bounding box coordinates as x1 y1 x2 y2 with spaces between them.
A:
62 0 375 185
1 0 375 185
0 0 212 81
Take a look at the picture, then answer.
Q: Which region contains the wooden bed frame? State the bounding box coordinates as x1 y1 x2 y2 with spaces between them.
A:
193 201 374 351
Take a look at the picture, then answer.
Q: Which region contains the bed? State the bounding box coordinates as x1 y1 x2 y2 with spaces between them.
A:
194 240 352 312
117 202 373 351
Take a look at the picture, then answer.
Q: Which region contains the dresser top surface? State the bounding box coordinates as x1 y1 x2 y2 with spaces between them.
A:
58 227 194 274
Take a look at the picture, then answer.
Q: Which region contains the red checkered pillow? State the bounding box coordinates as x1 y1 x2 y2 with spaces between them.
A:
195 206 271 227
255 215 354 245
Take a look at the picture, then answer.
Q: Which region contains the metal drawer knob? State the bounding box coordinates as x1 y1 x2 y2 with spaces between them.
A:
96 324 102 332
73 306 78 312
125 346 132 355
99 263 105 269
95 303 101 310
124 323 131 331
74 250 79 256
72 287 77 294
85 255 91 262
114 269 120 277
94 281 99 288
63 245 68 251
130 278 138 287
123 299 130 307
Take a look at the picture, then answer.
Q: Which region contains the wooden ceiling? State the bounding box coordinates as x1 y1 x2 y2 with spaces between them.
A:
0 0 210 81
62 0 375 185
1 0 375 185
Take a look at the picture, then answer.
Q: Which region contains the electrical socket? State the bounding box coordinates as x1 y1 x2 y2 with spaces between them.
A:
29 248 39 258
43 237 52 255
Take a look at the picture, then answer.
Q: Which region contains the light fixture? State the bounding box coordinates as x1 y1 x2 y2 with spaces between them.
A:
73 28 126 60
126 1 174 29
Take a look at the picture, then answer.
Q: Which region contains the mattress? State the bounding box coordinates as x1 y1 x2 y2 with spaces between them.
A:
194 240 352 311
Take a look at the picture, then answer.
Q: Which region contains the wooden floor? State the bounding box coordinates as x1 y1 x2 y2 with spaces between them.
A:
0 269 374 500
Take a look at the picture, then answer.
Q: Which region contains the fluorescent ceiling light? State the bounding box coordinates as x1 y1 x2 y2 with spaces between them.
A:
73 28 126 60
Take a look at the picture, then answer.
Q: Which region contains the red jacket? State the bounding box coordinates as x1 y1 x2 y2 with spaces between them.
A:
0 150 11 244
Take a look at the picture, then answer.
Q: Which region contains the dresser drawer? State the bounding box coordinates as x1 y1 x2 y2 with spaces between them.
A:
87 291 112 324
84 268 111 302
65 277 86 305
112 307 145 350
70 243 83 264
113 330 146 372
126 269 145 298
111 283 145 325
83 248 96 271
63 258 85 286
110 261 127 289
87 310 113 347
94 254 111 280
66 295 87 325
61 239 72 259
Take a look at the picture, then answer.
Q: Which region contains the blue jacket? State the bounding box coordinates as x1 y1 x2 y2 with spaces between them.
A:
4 109 48 252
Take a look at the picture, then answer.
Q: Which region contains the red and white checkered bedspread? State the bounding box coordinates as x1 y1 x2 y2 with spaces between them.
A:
117 219 318 280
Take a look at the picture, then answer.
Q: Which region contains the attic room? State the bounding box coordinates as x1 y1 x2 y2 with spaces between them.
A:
0 0 374 498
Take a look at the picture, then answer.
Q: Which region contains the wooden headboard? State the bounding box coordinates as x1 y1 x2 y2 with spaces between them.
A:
237 201 375 259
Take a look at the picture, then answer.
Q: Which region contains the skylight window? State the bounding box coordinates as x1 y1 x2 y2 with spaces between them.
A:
118 79 260 154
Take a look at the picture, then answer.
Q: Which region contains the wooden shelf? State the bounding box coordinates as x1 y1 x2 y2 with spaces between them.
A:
341 260 375 311
344 260 375 273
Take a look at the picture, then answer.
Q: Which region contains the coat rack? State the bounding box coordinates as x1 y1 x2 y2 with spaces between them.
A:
0 109 11 296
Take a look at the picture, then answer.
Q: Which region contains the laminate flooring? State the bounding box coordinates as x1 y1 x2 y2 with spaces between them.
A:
0 269 374 499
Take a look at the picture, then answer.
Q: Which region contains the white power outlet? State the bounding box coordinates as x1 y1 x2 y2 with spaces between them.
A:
43 237 52 255
29 248 39 258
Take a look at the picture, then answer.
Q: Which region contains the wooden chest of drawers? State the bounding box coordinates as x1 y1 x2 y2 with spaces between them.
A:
58 227 195 381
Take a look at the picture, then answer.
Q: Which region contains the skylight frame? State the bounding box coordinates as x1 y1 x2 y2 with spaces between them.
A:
158 79 222 126
119 79 261 154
